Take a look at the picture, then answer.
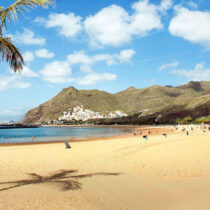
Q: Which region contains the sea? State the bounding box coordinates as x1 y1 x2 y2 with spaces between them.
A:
0 126 126 144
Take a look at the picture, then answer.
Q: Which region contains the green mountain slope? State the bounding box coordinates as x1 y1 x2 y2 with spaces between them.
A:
23 81 210 124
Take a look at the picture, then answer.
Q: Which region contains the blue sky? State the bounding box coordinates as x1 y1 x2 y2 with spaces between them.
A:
0 0 210 121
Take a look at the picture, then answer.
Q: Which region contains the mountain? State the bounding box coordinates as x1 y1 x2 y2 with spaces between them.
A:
23 81 210 124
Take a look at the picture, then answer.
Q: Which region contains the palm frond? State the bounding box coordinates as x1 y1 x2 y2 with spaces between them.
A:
0 36 24 72
0 0 52 28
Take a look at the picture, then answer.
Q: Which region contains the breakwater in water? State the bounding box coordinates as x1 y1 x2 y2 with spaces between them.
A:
0 124 39 129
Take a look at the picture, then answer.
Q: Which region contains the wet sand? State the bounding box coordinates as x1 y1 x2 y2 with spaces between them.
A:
0 126 210 210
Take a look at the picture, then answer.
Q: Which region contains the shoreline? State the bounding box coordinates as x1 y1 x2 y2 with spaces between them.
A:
0 125 210 209
0 133 132 147
0 126 174 147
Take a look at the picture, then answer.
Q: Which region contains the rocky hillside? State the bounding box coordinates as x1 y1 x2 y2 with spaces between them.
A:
23 81 210 124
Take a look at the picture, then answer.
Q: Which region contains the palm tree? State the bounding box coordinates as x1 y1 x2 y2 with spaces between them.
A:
0 0 52 72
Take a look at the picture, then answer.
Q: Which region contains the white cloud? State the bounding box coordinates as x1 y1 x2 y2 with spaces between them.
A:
68 49 135 66
159 61 179 71
34 0 172 46
0 76 31 91
44 13 83 38
93 54 116 66
187 1 198 9
18 66 39 78
79 65 93 73
84 0 170 46
11 66 38 78
67 49 135 73
67 51 93 73
40 49 134 85
93 54 115 65
171 63 210 81
169 6 210 49
75 73 117 85
84 5 131 47
34 17 46 24
67 50 92 66
23 51 34 62
35 48 55 58
159 0 173 12
129 0 164 36
117 49 136 63
12 28 45 45
40 61 72 83
67 50 119 67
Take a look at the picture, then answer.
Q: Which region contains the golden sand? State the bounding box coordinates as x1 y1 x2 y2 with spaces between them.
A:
0 126 210 210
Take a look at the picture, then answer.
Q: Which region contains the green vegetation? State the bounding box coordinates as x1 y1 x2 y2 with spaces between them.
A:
61 120 85 125
0 0 52 72
172 116 193 125
194 116 210 124
171 116 210 125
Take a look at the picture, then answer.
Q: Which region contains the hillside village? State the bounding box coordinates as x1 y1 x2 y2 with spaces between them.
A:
23 82 210 124
58 105 128 122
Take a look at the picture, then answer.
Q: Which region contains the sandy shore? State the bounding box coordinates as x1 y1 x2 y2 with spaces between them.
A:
0 126 210 210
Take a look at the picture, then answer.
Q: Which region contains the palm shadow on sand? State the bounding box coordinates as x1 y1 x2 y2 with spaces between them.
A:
0 170 120 192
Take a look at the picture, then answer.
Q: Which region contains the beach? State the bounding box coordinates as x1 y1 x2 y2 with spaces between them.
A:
0 126 210 210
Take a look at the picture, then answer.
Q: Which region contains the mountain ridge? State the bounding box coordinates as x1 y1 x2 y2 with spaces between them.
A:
23 81 210 124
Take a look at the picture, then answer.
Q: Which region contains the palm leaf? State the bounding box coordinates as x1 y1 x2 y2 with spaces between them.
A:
0 36 24 72
0 0 52 29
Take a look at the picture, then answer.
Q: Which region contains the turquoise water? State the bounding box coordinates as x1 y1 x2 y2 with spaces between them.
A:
0 126 126 144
